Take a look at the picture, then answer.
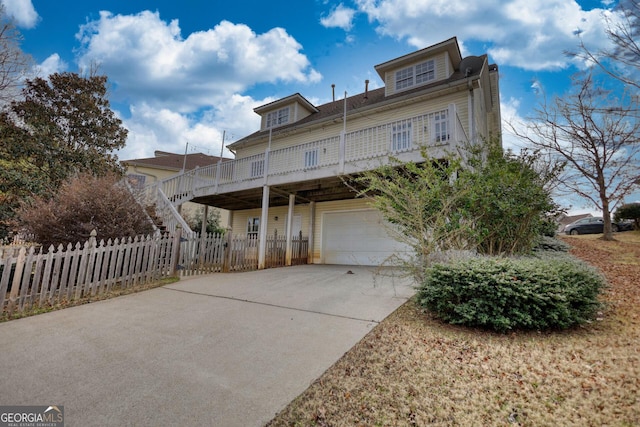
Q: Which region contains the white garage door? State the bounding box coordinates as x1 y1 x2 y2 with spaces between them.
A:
322 210 409 265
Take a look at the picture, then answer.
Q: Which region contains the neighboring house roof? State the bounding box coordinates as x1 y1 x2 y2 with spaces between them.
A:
122 151 231 172
557 213 593 229
228 52 495 151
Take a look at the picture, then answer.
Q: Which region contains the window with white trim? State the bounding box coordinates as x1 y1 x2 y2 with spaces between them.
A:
304 148 318 168
395 66 414 90
126 174 146 190
251 159 264 178
415 60 435 84
247 217 260 236
395 59 436 91
391 121 412 151
433 110 449 143
266 107 290 128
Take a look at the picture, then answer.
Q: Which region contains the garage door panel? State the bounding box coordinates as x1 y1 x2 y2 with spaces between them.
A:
322 210 408 265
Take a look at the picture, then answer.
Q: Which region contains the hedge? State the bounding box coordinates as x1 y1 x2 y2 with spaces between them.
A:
416 256 606 332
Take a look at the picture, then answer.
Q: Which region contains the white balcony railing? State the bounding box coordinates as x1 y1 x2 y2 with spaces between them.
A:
149 104 469 214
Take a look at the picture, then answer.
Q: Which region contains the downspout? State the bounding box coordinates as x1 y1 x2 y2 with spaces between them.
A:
467 78 475 145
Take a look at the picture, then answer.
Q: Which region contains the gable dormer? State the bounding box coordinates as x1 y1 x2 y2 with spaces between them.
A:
254 93 319 131
374 37 463 97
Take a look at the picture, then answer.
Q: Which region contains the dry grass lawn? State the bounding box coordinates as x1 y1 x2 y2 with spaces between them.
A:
268 232 640 426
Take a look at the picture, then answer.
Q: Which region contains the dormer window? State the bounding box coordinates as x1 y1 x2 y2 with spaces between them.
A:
395 67 413 90
415 60 435 84
395 59 436 91
266 107 290 128
252 94 318 132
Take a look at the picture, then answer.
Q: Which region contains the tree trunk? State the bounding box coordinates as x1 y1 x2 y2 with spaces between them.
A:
601 194 614 241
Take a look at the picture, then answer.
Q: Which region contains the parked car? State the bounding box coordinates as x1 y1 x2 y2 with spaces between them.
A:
617 220 636 232
563 217 633 235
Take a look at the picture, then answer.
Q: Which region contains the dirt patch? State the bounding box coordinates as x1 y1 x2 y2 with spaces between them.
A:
268 234 640 426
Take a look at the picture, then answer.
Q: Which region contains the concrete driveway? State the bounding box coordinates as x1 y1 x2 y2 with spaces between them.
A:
0 265 415 426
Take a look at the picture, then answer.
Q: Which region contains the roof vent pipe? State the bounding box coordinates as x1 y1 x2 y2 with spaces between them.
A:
364 79 369 99
332 84 335 102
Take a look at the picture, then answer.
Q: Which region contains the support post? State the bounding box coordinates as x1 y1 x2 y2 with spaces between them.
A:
258 185 270 269
200 205 209 235
223 231 232 273
215 130 225 194
339 91 347 174
339 131 345 174
214 161 222 194
170 225 183 277
199 205 209 266
285 194 295 266
227 210 234 230
308 201 315 264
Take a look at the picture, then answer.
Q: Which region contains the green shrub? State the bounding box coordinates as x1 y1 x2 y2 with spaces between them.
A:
416 256 606 332
533 235 570 252
614 202 640 230
539 217 560 237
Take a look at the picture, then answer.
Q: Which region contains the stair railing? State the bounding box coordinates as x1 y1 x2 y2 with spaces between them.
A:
155 185 195 237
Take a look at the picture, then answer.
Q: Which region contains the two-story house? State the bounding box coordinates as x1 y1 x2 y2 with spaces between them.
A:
155 37 501 267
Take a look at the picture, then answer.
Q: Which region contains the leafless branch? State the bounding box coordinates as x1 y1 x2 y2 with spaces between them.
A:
507 71 640 240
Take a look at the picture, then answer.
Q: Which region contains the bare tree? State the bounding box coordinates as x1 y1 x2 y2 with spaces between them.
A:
0 5 33 104
509 71 640 240
570 0 640 92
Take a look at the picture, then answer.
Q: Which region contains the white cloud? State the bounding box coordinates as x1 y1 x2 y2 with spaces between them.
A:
76 11 322 112
354 0 618 71
320 4 357 31
31 54 67 78
499 97 529 152
73 10 323 159
1 0 39 28
118 95 264 161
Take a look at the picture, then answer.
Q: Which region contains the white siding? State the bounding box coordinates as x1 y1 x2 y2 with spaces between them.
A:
231 205 311 238
236 91 471 162
258 100 315 131
230 197 411 265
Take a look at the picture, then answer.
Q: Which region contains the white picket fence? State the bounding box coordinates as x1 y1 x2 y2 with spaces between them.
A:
0 232 180 316
178 233 258 275
1 230 310 316
177 230 309 275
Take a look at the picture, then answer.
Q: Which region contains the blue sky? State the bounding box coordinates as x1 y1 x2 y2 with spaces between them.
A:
2 0 633 212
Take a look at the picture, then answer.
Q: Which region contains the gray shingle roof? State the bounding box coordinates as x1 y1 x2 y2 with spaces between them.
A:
230 54 493 150
122 151 230 171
